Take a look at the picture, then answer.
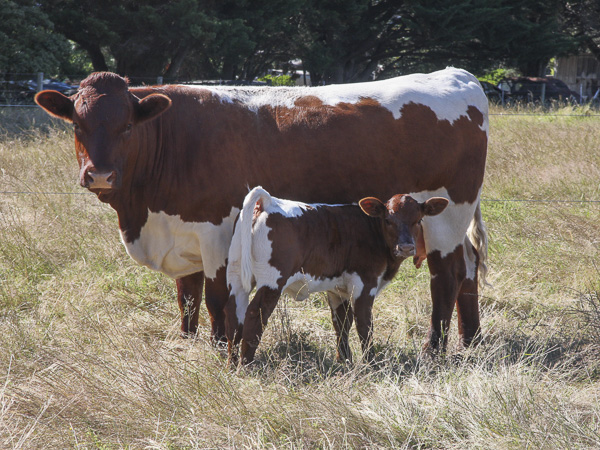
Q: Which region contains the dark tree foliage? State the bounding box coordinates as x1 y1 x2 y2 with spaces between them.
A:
562 0 600 62
180 0 303 81
0 0 70 75
40 0 216 78
393 0 577 77
14 0 583 81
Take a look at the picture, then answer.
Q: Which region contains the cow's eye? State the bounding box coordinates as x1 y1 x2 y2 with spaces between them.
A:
125 123 133 132
73 123 80 131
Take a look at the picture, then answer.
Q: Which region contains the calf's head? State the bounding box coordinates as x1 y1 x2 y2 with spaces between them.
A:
34 72 171 195
359 194 448 259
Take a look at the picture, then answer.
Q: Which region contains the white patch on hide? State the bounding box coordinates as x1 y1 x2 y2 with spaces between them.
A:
121 207 239 279
187 67 488 135
369 272 390 298
408 187 480 259
280 271 365 307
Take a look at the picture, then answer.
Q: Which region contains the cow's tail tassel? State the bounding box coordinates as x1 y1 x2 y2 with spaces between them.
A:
468 200 489 289
240 186 272 292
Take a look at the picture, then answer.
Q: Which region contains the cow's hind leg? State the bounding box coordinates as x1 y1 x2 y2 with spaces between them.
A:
240 286 281 365
424 245 466 353
456 237 481 347
176 271 204 337
204 266 229 346
327 292 354 363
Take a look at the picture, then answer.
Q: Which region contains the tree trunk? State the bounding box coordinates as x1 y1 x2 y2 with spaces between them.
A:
164 47 190 80
80 43 108 72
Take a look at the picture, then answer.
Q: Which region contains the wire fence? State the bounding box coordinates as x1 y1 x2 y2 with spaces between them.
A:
3 70 600 113
0 190 599 205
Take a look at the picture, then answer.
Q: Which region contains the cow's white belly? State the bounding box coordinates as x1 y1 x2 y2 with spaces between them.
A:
121 207 239 280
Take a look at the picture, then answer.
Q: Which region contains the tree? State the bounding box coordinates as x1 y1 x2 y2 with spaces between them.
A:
295 0 578 83
295 0 408 84
562 0 600 62
40 0 217 78
29 0 580 82
0 0 70 75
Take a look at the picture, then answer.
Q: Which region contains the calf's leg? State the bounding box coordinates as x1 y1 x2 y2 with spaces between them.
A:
240 286 281 364
327 292 354 363
224 286 250 366
353 294 376 362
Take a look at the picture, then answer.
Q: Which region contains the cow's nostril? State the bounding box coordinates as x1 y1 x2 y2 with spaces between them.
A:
84 171 94 186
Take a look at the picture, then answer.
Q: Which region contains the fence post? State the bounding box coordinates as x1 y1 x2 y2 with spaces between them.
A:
157 76 163 85
37 72 44 92
540 82 546 105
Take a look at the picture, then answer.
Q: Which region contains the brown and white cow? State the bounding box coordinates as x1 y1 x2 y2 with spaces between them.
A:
34 68 488 353
226 186 449 365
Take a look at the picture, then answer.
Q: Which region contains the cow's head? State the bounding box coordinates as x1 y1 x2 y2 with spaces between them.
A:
359 194 448 259
35 72 171 196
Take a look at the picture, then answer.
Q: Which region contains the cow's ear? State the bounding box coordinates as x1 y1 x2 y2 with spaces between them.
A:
35 90 74 122
359 197 386 218
422 197 449 216
135 93 172 124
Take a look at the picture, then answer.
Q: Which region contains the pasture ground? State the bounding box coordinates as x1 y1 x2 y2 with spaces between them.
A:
0 105 599 448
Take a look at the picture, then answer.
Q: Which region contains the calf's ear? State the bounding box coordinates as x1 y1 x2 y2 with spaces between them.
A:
135 93 172 124
422 197 449 216
35 90 74 122
359 197 386 218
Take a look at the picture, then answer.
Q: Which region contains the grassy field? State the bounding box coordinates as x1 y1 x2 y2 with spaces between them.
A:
0 104 599 448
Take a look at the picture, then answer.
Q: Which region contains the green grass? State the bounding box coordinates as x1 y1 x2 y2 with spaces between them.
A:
0 106 599 448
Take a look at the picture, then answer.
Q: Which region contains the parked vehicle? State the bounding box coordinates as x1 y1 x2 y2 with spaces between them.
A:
0 78 78 103
479 80 509 103
498 76 581 103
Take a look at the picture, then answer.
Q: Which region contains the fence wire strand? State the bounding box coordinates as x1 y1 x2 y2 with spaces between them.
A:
1 190 599 204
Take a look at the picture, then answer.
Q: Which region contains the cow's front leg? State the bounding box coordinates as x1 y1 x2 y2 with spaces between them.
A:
424 245 466 353
176 271 204 337
240 286 281 365
327 292 354 363
204 266 229 346
353 293 376 362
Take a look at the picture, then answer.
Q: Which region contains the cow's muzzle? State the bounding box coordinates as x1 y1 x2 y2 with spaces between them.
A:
82 169 119 190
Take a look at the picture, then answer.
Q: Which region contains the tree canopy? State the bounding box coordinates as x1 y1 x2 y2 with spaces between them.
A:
0 0 590 82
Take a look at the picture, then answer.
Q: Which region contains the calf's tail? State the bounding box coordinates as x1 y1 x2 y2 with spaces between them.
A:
467 200 489 288
240 186 272 292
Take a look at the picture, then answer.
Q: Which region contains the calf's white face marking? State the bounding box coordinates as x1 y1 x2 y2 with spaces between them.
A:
121 207 239 279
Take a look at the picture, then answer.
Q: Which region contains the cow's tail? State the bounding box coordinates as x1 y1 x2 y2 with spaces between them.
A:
467 200 489 288
240 186 272 292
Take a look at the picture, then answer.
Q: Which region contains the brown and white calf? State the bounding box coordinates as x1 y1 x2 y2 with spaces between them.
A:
226 187 448 365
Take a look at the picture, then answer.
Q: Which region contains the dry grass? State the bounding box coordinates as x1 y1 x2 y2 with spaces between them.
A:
0 105 599 448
